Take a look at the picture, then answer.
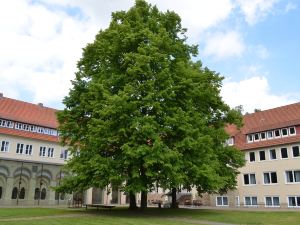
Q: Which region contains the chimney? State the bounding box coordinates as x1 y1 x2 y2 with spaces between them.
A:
38 103 43 107
0 93 3 98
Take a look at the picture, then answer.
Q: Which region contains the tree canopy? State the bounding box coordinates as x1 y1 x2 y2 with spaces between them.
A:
57 0 245 209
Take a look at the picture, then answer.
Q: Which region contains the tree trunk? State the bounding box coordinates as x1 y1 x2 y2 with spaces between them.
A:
171 187 178 208
129 191 138 210
140 190 148 210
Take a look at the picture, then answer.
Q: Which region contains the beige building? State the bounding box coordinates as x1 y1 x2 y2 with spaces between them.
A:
1 93 300 208
211 103 300 208
0 94 127 206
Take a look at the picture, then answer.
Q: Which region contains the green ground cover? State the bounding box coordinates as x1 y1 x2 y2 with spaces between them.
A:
0 207 299 225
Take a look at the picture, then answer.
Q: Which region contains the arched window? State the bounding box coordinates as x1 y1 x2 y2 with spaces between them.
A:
34 188 40 200
19 187 25 199
60 193 65 200
0 186 2 199
41 188 46 200
55 191 59 200
11 187 18 199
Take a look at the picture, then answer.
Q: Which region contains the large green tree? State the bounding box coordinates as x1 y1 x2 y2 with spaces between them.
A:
57 0 244 210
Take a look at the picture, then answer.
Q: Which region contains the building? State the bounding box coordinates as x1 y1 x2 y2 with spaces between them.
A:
0 94 128 206
0 94 72 206
211 103 300 208
2 93 300 208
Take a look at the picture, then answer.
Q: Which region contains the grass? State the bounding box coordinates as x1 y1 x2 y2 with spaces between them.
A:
0 207 299 225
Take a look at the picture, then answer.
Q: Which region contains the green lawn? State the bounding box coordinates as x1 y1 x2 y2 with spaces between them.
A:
0 207 299 225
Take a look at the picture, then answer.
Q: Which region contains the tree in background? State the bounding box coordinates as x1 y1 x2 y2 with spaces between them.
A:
57 0 245 210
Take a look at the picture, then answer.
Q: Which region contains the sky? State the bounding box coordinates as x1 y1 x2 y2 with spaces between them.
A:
0 0 299 113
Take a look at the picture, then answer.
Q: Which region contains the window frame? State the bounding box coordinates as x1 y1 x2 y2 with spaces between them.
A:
244 196 258 207
263 171 278 185
267 131 274 139
269 149 277 160
247 134 253 143
292 146 300 158
216 196 229 207
0 141 10 152
249 152 255 162
259 150 266 161
260 132 266 140
243 173 256 185
281 148 288 159
281 128 288 137
265 196 280 208
289 127 296 136
287 196 300 208
274 129 281 138
285 170 300 184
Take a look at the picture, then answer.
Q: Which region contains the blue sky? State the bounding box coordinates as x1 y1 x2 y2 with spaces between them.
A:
0 0 299 113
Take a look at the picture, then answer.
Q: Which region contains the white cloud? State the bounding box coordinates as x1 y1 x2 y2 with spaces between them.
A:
221 76 296 113
285 2 297 13
0 0 237 108
203 31 245 59
0 0 99 108
236 0 278 25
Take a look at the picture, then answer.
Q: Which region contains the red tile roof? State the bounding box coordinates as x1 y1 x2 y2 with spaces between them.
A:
226 102 300 150
0 96 58 128
0 96 59 143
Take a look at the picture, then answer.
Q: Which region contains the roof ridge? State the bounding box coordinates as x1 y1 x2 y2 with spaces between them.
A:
1 96 57 111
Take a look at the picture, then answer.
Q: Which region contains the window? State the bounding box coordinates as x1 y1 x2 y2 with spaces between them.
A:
247 134 253 143
244 196 258 206
281 128 288 137
0 141 9 152
216 196 228 206
281 148 288 159
11 187 18 199
267 131 273 139
289 127 296 135
292 146 300 157
226 137 234 146
0 186 2 199
19 187 25 199
34 188 40 200
244 173 256 185
259 151 266 161
25 144 32 155
41 188 46 200
265 196 280 207
235 196 240 206
60 149 69 160
249 152 255 162
16 143 24 154
39 147 46 157
288 196 300 207
47 148 54 157
274 129 281 138
254 133 260 141
263 172 278 184
269 149 277 160
260 132 266 140
286 170 300 183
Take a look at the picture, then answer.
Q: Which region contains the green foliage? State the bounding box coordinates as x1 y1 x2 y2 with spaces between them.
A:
57 0 244 197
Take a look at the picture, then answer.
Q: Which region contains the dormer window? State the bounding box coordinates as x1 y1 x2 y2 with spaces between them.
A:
281 128 288 137
226 137 234 146
260 132 266 140
274 129 281 138
289 127 296 135
267 131 273 139
254 133 260 141
247 134 253 143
